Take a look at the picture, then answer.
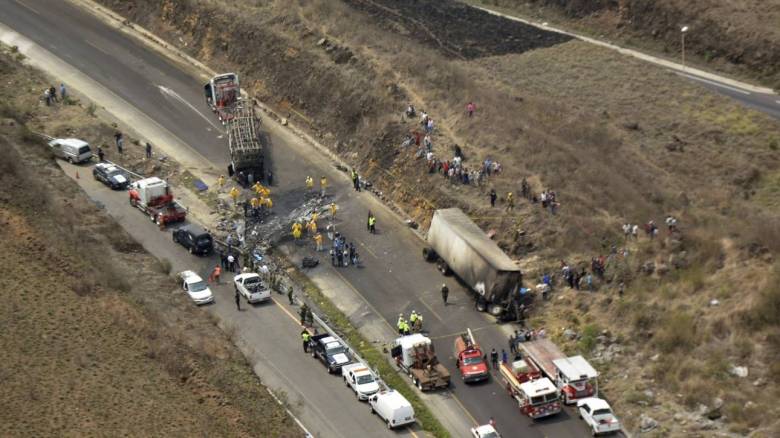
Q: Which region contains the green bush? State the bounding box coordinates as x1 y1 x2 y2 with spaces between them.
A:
578 324 600 352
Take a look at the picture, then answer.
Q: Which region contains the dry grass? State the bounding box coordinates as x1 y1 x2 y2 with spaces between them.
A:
0 47 295 437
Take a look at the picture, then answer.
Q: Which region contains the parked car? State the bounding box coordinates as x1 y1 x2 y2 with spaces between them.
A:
368 390 415 429
172 224 213 255
233 273 271 304
310 333 353 374
471 424 500 438
577 398 621 436
48 138 92 163
342 363 380 400
177 270 214 305
92 162 129 190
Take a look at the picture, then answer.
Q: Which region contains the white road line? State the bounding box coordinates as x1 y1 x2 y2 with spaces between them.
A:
13 0 40 15
676 72 752 95
157 84 225 132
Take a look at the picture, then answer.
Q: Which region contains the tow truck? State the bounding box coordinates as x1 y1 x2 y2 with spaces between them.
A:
391 333 450 391
453 328 489 382
128 177 186 226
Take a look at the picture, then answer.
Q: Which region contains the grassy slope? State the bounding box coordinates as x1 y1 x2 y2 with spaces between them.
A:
472 0 780 89
0 48 295 437
91 0 780 434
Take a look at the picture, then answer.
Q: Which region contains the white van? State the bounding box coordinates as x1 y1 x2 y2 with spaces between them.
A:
368 390 415 429
48 138 93 163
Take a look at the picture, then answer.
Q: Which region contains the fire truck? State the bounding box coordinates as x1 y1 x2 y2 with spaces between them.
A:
453 328 489 383
519 339 599 404
204 72 240 122
499 362 561 420
128 177 187 226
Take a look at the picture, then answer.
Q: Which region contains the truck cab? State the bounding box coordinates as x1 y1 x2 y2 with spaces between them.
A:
204 72 239 121
518 378 561 419
552 355 599 404
342 363 380 400
453 329 489 383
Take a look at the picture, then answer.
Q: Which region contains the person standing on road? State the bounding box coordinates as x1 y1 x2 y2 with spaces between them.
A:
501 348 508 364
320 176 327 197
489 188 497 207
368 214 376 234
209 265 221 284
509 333 517 355
235 289 241 311
490 348 498 369
300 303 310 325
351 168 360 191
441 284 449 305
145 141 152 159
114 131 123 154
288 286 294 305
227 254 235 273
301 329 311 353
97 146 105 162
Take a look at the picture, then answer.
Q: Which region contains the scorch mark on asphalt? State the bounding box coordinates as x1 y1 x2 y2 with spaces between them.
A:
157 84 225 132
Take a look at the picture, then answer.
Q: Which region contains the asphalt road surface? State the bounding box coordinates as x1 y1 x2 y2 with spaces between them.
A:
1 0 595 436
56 160 414 438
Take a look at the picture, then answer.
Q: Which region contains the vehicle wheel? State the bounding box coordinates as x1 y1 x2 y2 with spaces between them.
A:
422 247 436 262
311 351 316 358
66 157 72 164
387 420 392 429
416 379 423 391
436 258 451 275
189 246 195 255
172 232 178 243
369 406 374 415
475 300 487 312
591 429 597 437
150 213 156 222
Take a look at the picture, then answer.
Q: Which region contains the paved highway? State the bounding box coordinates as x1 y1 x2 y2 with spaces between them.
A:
56 161 414 438
1 0 593 436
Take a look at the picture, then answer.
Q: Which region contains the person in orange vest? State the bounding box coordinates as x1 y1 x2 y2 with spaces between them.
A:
209 265 222 284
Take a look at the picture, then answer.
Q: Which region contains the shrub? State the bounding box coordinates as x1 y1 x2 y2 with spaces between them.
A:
653 311 697 353
86 102 97 116
740 271 780 330
578 324 600 352
156 258 173 275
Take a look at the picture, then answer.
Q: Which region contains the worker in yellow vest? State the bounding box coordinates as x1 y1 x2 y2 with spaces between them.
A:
301 330 311 353
229 187 240 205
314 232 323 251
217 175 225 191
330 202 338 219
306 176 314 191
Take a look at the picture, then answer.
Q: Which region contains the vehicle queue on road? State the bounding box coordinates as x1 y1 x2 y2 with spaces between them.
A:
54 134 622 436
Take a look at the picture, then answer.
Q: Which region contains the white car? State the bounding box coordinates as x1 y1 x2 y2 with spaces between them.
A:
577 397 621 436
342 363 380 400
471 424 500 438
233 273 271 304
178 270 215 305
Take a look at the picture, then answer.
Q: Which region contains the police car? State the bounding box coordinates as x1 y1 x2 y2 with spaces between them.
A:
93 162 129 190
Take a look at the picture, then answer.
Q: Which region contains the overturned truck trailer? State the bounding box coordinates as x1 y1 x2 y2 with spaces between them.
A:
226 105 264 186
424 208 526 318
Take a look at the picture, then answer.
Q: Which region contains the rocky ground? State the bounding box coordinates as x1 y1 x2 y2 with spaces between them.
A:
0 47 295 437
89 0 780 434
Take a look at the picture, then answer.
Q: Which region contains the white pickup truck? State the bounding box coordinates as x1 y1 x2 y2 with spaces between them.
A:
233 273 271 304
342 363 380 401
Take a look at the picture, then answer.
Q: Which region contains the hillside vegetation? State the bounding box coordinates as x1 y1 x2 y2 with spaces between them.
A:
0 47 295 437
98 0 780 434
476 0 780 89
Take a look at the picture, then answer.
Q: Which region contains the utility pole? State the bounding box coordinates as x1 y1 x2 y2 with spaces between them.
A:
681 26 689 69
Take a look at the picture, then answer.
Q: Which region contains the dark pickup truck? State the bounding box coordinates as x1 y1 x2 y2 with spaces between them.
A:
310 333 354 374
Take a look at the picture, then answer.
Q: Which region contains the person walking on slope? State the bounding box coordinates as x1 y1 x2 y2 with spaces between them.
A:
234 289 241 311
489 188 497 207
505 192 514 212
441 284 449 305
466 102 476 117
320 176 328 197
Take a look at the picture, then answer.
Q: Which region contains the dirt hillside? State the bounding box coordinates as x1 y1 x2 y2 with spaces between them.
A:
0 48 295 437
95 0 780 435
476 0 780 89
